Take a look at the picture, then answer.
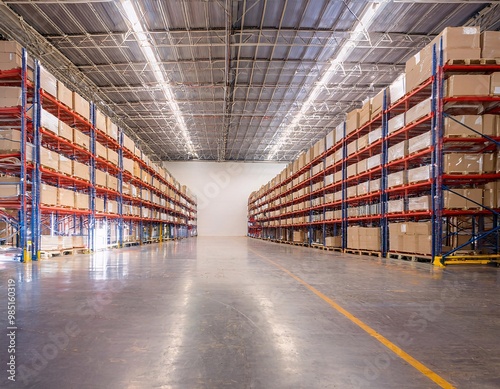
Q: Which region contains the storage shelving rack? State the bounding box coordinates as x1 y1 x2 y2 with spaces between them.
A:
0 48 32 261
432 53 500 266
0 43 197 261
248 40 499 266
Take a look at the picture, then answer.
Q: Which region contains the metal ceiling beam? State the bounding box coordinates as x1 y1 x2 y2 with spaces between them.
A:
46 29 434 49
77 60 405 73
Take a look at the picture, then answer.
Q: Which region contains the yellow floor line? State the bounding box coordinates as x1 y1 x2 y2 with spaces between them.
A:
250 248 456 389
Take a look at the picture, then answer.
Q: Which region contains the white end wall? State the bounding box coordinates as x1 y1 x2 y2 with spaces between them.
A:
164 161 286 237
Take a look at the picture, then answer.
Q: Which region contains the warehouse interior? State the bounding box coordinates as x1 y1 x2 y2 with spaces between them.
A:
1 0 500 388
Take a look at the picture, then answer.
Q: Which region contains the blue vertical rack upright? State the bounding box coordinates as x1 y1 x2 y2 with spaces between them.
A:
18 48 29 262
380 90 389 257
31 58 41 261
340 122 347 250
89 103 96 252
118 128 124 247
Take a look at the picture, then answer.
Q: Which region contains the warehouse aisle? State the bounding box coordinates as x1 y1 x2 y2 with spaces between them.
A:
0 237 499 389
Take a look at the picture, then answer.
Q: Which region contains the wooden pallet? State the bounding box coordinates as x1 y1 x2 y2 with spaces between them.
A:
39 250 62 258
447 58 500 65
388 252 432 262
445 171 481 175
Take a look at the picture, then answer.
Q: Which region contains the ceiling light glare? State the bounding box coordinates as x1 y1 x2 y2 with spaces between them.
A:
121 0 198 158
266 1 384 160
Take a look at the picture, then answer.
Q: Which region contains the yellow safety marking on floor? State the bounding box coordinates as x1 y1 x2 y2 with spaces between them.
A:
249 248 456 389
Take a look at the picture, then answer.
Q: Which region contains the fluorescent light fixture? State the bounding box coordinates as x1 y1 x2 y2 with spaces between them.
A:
121 0 198 158
267 1 384 160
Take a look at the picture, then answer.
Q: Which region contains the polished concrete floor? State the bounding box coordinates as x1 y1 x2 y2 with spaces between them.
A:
0 237 499 389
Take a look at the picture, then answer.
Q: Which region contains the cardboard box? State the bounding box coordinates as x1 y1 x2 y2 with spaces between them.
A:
72 92 90 121
357 181 369 196
108 199 118 214
0 176 20 197
482 153 497 173
57 81 73 108
107 175 118 192
134 145 142 158
365 154 381 171
491 72 500 96
408 165 431 183
408 195 431 212
335 122 345 141
359 100 371 127
388 140 407 162
40 109 59 134
346 109 360 135
72 236 86 248
347 226 360 249
73 160 90 181
0 52 22 71
96 141 107 159
405 45 433 93
387 170 406 188
325 236 341 247
444 115 482 137
107 148 119 166
40 146 59 170
106 118 119 140
95 109 107 133
95 168 107 187
314 137 326 158
368 127 382 145
123 157 134 175
123 134 135 152
0 86 22 107
444 189 467 209
326 130 335 150
444 154 481 174
40 236 61 251
406 97 432 125
417 235 432 255
408 131 432 154
347 186 357 198
325 154 334 168
95 197 105 212
346 163 357 177
388 113 405 134
74 192 89 210
58 121 73 142
334 148 343 163
446 75 490 97
40 183 58 205
481 31 500 58
387 199 404 213
73 129 90 150
293 230 305 243
465 188 483 209
347 140 357 156
59 154 73 176
40 67 57 97
432 26 480 50
357 159 367 174
0 41 22 56
58 187 75 208
389 73 406 105
483 181 499 209
358 134 368 150
369 178 381 193
0 129 21 152
370 89 385 119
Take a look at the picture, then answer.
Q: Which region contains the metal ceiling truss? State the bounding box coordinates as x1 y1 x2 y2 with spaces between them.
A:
0 0 495 161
